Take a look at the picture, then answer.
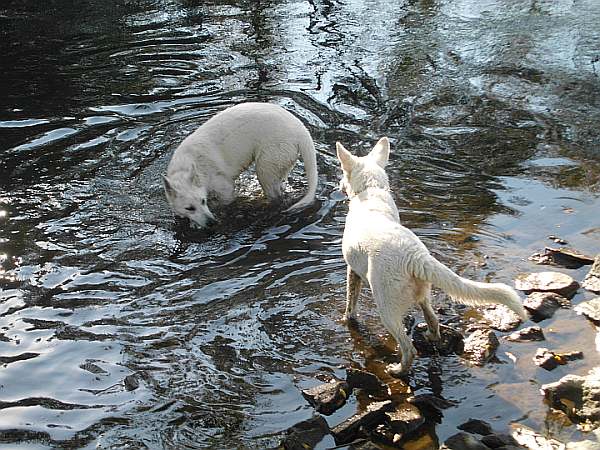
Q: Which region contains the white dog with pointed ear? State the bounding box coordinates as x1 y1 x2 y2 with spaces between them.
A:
337 137 527 375
163 102 318 228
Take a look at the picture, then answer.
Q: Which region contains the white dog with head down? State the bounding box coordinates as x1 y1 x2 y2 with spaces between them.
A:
337 137 527 375
163 102 318 228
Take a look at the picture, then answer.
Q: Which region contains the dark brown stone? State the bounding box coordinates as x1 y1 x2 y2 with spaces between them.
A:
281 416 329 450
534 348 583 371
385 403 424 435
441 432 489 450
407 394 456 424
412 323 464 356
346 367 387 393
301 380 351 415
331 400 393 444
515 271 580 298
529 247 594 269
457 418 493 436
480 433 519 448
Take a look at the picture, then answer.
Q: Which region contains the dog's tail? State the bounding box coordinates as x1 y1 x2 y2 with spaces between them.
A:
286 134 318 212
416 255 528 320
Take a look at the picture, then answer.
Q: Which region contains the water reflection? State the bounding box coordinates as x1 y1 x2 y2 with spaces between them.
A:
1 0 599 447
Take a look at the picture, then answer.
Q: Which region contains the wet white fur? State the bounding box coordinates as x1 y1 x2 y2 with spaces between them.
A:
163 102 318 228
337 137 527 375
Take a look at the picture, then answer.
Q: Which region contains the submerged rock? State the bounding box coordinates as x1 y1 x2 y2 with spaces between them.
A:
523 292 570 321
512 424 565 450
457 418 493 436
331 400 393 445
412 323 464 356
505 326 545 342
515 272 580 299
482 304 523 331
463 329 499 365
480 433 519 448
441 432 489 450
407 394 456 424
280 416 329 450
541 368 600 425
574 297 600 325
385 403 424 436
534 348 584 371
301 380 351 415
529 247 594 269
583 255 600 294
346 367 387 394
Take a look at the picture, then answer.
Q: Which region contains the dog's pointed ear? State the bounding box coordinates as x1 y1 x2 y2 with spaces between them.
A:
368 137 390 168
162 175 176 198
336 142 355 173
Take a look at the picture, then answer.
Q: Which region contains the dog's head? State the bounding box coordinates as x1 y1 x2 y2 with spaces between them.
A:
336 137 390 198
162 174 216 228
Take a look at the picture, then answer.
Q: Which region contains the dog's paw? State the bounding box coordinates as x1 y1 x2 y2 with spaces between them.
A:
424 328 441 342
386 363 409 378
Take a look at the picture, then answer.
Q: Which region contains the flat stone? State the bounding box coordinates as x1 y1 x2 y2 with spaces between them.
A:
463 329 499 366
541 368 600 425
407 394 455 424
280 416 329 450
480 433 519 448
512 425 565 450
346 367 387 393
301 380 351 415
505 326 545 342
567 440 600 450
583 255 600 293
515 272 580 299
385 403 424 435
441 432 489 450
529 247 594 269
575 297 600 325
534 348 584 371
457 418 494 436
523 292 570 321
482 304 523 331
331 400 393 445
412 323 464 356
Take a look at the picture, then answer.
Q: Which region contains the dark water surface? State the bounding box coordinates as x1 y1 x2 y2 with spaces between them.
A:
1 0 600 448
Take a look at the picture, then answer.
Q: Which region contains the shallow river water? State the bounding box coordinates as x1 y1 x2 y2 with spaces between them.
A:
1 0 600 448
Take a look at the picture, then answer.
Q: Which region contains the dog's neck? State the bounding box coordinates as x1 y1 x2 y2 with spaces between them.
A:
347 185 400 223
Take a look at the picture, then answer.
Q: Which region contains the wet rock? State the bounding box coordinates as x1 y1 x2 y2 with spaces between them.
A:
331 400 393 445
412 323 464 356
440 432 489 450
574 297 600 325
523 292 570 321
463 329 499 365
482 304 523 331
457 418 493 436
407 394 456 424
280 415 329 450
512 424 565 450
505 326 545 342
385 403 424 436
533 348 584 371
541 368 600 425
346 367 387 394
480 433 519 448
566 440 600 450
548 235 568 245
367 422 402 447
515 272 580 299
301 380 351 415
529 247 594 269
582 255 600 294
124 373 140 391
80 362 108 375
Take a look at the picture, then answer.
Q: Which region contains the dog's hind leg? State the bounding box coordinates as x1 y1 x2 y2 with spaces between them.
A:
416 282 441 342
371 280 417 375
255 144 296 203
344 266 361 322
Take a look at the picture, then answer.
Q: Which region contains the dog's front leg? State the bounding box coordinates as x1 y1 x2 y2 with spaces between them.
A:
343 266 361 323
